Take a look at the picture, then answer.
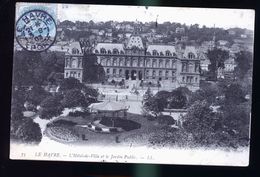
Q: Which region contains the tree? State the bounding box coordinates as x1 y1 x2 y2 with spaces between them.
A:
39 95 63 119
61 89 89 108
82 85 99 103
207 48 229 80
234 51 253 79
183 100 221 145
12 118 42 144
224 83 246 105
188 82 218 106
59 77 84 92
26 85 51 106
143 87 153 102
83 54 105 83
168 89 187 109
219 102 250 147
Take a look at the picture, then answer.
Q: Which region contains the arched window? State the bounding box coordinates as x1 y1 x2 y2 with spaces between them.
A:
165 70 169 79
152 70 156 77
152 50 158 56
119 69 122 76
139 59 143 67
146 59 151 67
126 59 131 66
113 58 117 66
165 60 170 68
159 60 163 68
188 52 195 59
132 59 138 67
106 59 111 66
71 59 77 68
65 58 70 67
189 63 193 72
152 59 157 68
172 61 176 69
146 70 150 76
166 50 171 56
119 58 124 66
78 59 82 68
100 48 106 54
101 59 106 66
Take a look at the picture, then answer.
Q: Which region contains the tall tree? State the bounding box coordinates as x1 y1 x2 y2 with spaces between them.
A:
234 51 253 79
83 54 105 83
207 48 229 80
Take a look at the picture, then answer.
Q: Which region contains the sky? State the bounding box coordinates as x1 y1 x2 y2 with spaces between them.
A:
57 4 255 30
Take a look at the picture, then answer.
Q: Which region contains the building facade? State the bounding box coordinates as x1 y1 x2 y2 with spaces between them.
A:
64 34 200 91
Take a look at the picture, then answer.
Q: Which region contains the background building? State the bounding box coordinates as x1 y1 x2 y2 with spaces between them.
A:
65 34 200 91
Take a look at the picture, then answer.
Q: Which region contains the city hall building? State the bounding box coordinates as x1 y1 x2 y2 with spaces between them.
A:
64 34 200 91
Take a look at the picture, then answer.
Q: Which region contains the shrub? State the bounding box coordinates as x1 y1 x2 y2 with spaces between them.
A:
14 118 42 144
68 110 90 117
39 95 63 119
157 115 176 125
61 89 89 108
149 127 194 148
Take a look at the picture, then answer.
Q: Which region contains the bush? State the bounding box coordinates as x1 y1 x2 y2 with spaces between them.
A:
157 115 176 125
149 127 194 147
62 89 89 108
39 95 63 119
68 110 90 117
14 118 42 144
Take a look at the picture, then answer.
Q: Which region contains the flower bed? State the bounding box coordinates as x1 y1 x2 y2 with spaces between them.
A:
46 126 79 142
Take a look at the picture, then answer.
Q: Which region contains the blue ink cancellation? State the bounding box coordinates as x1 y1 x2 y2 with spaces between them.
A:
16 9 57 52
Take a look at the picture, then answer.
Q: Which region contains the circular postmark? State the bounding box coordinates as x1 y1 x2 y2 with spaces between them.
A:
16 9 57 52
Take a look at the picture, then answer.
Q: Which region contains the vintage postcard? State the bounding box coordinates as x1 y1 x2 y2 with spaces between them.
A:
10 2 254 166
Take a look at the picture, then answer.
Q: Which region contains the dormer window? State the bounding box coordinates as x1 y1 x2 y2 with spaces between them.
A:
100 48 106 54
160 52 164 56
113 49 119 54
188 52 195 59
166 51 171 56
152 50 158 56
72 48 79 54
108 50 112 54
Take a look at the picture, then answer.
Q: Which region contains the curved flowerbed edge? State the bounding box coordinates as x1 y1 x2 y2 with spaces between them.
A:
44 126 79 144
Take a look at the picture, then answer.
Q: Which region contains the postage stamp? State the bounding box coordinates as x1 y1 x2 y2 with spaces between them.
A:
15 8 57 51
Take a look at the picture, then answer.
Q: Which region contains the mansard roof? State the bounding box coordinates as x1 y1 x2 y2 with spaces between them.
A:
95 43 125 52
67 42 83 55
126 35 144 49
146 45 177 55
183 46 198 58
